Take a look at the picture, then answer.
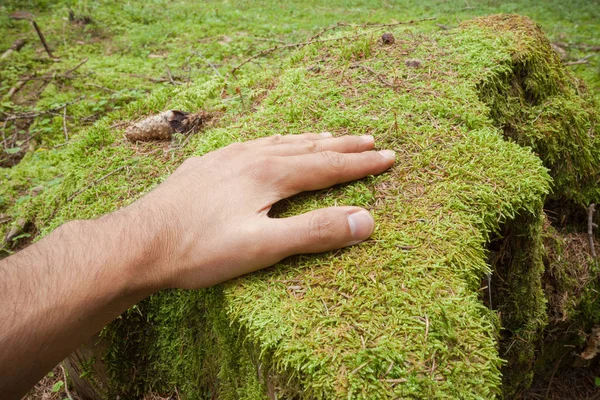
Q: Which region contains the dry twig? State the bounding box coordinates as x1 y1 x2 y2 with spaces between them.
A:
62 107 69 141
193 50 223 78
565 59 590 66
31 20 57 59
63 57 89 77
67 165 126 202
60 363 74 400
588 203 597 258
1 96 85 122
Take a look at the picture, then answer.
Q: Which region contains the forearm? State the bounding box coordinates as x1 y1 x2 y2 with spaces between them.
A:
0 210 156 399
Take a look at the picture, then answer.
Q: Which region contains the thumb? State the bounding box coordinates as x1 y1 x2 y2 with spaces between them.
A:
270 207 375 257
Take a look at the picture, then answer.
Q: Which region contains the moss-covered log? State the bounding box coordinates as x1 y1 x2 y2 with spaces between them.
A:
3 14 600 399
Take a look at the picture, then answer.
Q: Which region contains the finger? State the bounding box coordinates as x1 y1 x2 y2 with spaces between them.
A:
268 207 375 257
278 150 395 196
244 132 332 148
268 134 375 156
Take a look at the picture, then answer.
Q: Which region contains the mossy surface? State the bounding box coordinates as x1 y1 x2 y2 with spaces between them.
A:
4 14 600 399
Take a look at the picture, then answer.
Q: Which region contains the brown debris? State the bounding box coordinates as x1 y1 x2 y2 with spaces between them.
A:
125 110 214 142
405 58 423 68
381 32 395 45
579 325 600 360
4 217 26 246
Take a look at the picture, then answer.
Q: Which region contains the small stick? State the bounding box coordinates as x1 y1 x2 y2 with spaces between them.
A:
565 54 594 66
1 96 85 122
565 59 589 66
67 165 126 202
7 79 29 98
166 65 177 85
193 51 223 78
60 363 74 400
31 20 56 59
1 38 26 59
130 73 170 83
588 203 597 258
62 107 69 141
83 82 118 93
63 57 88 76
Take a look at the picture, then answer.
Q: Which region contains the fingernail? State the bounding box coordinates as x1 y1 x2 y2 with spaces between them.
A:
378 150 396 160
360 135 374 144
347 210 375 242
320 132 333 137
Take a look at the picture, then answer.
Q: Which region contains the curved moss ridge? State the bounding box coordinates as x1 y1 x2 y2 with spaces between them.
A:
4 14 598 399
465 15 600 206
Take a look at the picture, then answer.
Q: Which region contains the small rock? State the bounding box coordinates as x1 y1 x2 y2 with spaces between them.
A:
381 33 395 45
405 59 423 68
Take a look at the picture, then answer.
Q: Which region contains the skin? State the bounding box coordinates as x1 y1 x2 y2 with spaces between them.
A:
0 133 395 398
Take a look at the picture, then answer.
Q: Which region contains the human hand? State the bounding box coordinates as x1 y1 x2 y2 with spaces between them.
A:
125 133 395 290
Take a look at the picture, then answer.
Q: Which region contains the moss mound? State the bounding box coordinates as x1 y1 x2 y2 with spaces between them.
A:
2 14 599 399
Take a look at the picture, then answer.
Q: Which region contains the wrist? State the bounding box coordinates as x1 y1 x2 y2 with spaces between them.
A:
65 210 165 297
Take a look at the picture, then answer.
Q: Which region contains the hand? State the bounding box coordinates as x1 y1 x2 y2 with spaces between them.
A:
0 133 394 397
127 133 395 289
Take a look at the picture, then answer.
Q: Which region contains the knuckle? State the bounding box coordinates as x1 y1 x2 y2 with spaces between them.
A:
301 140 319 153
321 151 346 169
270 134 283 144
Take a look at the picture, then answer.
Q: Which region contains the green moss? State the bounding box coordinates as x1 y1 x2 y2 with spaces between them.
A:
3 13 600 399
467 15 600 205
489 210 548 396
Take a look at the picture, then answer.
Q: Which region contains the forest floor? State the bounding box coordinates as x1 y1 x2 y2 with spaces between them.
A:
1 0 598 399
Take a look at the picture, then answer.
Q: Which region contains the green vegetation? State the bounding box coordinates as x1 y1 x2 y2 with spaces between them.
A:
2 1 599 399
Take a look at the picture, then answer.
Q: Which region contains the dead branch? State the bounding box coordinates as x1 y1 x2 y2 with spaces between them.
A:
588 203 597 258
1 38 27 59
62 107 68 141
31 20 57 59
231 17 436 75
